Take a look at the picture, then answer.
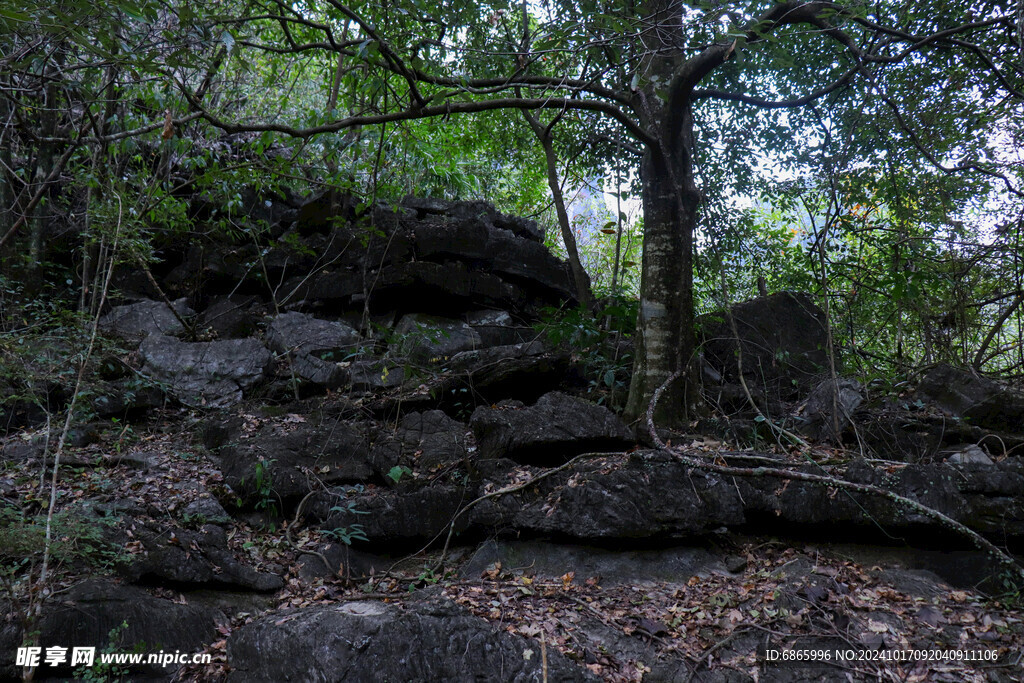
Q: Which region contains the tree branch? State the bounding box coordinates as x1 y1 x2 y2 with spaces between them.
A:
182 88 660 149
645 371 1024 582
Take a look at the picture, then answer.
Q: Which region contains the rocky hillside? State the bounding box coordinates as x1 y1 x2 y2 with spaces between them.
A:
1 194 1023 682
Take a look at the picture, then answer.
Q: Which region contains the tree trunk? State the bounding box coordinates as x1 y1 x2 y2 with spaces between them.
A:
624 131 700 427
522 111 593 310
622 0 706 427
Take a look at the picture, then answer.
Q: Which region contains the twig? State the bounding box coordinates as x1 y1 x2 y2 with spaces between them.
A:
716 271 807 448
428 451 621 575
646 371 1024 581
28 193 123 680
286 489 333 574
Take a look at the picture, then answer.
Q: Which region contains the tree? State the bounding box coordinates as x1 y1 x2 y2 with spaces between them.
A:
6 0 1023 424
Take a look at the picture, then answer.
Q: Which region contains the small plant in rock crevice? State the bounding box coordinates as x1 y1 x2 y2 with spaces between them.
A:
536 294 636 410
323 502 371 546
240 457 280 517
73 620 146 683
387 465 413 484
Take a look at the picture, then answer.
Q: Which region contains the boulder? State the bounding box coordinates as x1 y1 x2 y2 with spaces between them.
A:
471 391 633 464
465 308 536 347
198 295 262 338
99 298 195 340
190 185 299 235
182 494 232 524
700 292 831 399
226 599 596 682
92 379 165 418
461 540 726 586
0 579 220 681
118 522 283 591
371 410 469 473
139 335 271 408
266 311 361 358
373 341 572 415
943 444 994 465
295 543 393 581
266 312 362 388
312 484 468 548
402 195 545 242
465 309 513 326
394 313 482 362
295 189 358 235
348 359 405 391
275 197 576 317
471 454 746 540
917 364 1024 432
488 231 576 302
800 378 865 442
465 452 1024 543
163 242 262 294
216 421 375 510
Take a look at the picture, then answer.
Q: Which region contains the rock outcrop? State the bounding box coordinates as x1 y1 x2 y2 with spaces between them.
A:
139 335 271 408
701 291 832 399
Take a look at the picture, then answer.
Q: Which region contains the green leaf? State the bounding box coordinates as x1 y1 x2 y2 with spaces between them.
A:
387 465 408 483
0 7 30 22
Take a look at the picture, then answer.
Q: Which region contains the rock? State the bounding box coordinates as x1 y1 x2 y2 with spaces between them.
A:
393 313 482 362
461 540 725 585
266 311 362 358
226 599 596 682
139 335 271 408
295 189 358 235
92 380 165 417
434 342 572 409
190 185 298 234
466 309 513 326
471 391 633 464
858 410 981 464
163 242 261 294
800 378 865 442
372 342 570 417
118 522 283 591
371 410 469 472
182 494 232 524
700 292 831 399
0 439 42 464
488 231 575 301
471 454 746 540
465 308 536 348
953 458 1024 536
348 359 404 391
390 260 526 310
0 579 221 681
918 364 1024 432
402 195 545 242
705 382 771 416
735 459 967 530
944 444 994 465
276 197 576 317
266 312 362 388
296 543 392 581
100 298 195 340
198 295 262 338
312 484 468 548
108 450 159 470
217 421 375 510
462 452 1024 543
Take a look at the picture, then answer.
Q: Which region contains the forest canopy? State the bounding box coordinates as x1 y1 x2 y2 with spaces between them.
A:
1 0 1023 420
